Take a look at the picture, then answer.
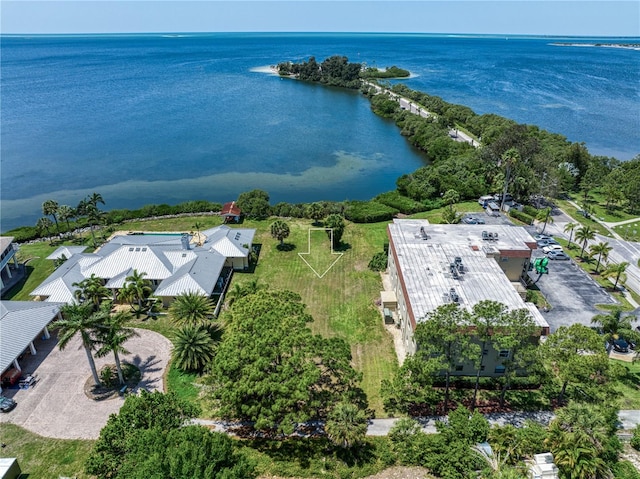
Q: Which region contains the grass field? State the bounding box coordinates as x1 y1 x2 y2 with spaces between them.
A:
615 221 640 242
565 191 639 224
554 199 612 237
0 423 94 479
241 217 397 414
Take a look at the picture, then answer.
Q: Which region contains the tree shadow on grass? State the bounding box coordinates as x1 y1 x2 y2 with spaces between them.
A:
334 242 351 252
276 243 296 252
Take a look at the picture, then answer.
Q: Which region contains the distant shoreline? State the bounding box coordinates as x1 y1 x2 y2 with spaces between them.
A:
551 42 640 51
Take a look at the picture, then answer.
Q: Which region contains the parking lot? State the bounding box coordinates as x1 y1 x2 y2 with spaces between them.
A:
528 250 617 332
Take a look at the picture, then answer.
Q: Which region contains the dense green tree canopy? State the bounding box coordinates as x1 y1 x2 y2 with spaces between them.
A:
206 289 367 434
86 391 201 478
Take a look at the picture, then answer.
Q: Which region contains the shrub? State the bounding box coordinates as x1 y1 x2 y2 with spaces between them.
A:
368 252 388 272
1 225 39 241
509 209 534 225
632 424 640 450
343 201 398 223
522 205 539 217
374 191 428 214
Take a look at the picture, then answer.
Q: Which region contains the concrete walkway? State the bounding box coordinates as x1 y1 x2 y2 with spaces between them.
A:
0 328 172 439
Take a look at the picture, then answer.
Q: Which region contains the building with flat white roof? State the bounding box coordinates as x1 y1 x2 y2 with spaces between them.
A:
386 219 549 373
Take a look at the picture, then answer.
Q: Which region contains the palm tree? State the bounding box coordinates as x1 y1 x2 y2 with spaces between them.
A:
592 307 635 351
270 219 290 247
121 269 153 314
324 402 368 449
73 274 110 308
192 221 203 246
84 204 104 247
305 202 325 225
564 222 578 249
324 214 346 248
57 205 76 235
172 325 217 372
169 291 215 327
545 402 613 479
536 207 554 234
42 199 60 234
601 262 629 290
574 225 596 258
88 192 105 209
588 241 612 274
36 217 54 240
57 303 101 386
94 307 138 385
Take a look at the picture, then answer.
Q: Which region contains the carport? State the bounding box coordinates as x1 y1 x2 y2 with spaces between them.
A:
0 301 62 387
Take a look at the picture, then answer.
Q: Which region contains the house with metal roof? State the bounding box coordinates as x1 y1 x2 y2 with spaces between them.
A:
31 225 255 306
1 301 62 382
0 237 24 295
386 219 549 376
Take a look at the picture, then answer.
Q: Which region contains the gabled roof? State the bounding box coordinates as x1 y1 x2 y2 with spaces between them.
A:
155 252 226 297
202 225 254 258
31 254 93 304
30 227 255 302
1 300 64 373
83 245 174 281
46 245 88 260
220 201 241 217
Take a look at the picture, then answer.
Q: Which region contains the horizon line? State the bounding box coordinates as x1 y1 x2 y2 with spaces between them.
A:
2 31 639 39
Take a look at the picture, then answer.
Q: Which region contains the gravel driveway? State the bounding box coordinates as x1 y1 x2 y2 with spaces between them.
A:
0 328 172 439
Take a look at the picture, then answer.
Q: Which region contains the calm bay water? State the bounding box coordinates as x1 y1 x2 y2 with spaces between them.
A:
1 33 639 231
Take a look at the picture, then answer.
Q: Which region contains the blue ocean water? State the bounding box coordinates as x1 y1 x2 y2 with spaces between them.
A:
1 33 639 231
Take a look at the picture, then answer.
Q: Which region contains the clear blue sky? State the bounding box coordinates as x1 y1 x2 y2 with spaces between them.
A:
1 1 638 36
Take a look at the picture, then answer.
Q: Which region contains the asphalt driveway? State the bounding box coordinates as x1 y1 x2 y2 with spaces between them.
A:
528 251 616 332
0 328 172 439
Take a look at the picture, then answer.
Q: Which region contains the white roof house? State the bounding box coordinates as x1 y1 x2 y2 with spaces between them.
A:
31 225 255 304
0 301 63 375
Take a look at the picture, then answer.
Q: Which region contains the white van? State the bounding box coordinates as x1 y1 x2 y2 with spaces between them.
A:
478 195 494 207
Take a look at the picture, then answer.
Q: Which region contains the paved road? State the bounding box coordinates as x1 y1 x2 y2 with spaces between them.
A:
364 81 479 148
194 409 640 437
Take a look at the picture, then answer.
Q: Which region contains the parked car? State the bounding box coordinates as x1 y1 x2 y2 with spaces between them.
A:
0 396 16 413
463 216 486 224
547 250 570 260
542 245 564 254
534 234 553 241
610 338 630 353
537 239 560 248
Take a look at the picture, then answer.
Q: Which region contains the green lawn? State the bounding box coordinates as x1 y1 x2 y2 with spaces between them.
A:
3 241 60 301
614 220 640 242
242 217 398 415
555 199 612 237
566 191 639 223
611 359 640 410
0 423 94 479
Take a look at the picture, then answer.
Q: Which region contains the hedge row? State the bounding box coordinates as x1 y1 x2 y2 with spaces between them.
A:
509 209 534 225
343 201 399 223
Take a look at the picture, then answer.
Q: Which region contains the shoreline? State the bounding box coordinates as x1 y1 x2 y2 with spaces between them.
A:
550 42 640 51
